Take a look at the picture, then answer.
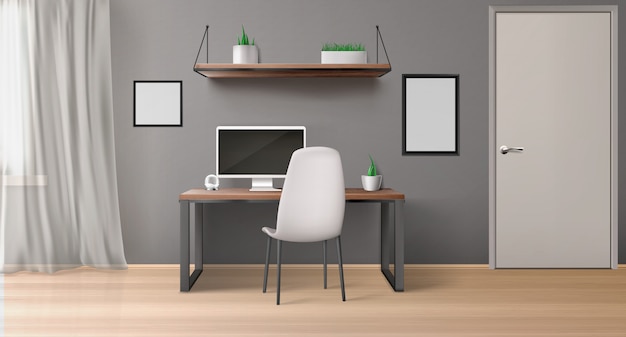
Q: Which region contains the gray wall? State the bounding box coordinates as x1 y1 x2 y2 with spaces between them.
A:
110 0 626 264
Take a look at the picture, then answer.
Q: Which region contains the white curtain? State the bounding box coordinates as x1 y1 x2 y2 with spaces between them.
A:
0 0 127 273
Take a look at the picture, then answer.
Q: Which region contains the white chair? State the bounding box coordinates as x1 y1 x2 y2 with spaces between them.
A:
262 146 346 305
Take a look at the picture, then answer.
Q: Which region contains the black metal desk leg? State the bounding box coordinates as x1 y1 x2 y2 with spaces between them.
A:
381 202 390 274
180 200 190 291
380 202 395 289
394 200 405 291
181 201 204 292
195 204 204 272
380 200 405 292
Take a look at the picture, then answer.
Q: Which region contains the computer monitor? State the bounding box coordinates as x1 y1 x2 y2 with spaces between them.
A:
216 126 306 191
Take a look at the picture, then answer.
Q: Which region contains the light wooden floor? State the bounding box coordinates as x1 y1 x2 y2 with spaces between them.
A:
2 265 626 336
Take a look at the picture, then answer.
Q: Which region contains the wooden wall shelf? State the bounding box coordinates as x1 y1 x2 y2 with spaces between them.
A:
193 63 392 78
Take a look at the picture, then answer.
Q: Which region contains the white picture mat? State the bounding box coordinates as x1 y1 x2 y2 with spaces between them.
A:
405 77 456 152
134 82 181 125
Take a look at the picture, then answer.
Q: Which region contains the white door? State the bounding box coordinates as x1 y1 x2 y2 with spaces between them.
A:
489 7 617 268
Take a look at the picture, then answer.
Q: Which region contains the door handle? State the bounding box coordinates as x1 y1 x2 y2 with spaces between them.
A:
500 145 524 154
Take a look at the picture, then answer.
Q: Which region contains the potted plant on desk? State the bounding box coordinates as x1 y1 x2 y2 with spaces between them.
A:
361 155 382 191
233 25 258 64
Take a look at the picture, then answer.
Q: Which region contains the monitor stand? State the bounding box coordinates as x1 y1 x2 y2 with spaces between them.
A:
250 178 281 192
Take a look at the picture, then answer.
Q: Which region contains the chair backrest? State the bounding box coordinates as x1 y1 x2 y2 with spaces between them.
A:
274 147 345 243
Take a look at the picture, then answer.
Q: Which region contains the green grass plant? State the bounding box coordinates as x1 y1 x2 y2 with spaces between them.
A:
237 25 255 46
367 155 377 176
322 43 365 51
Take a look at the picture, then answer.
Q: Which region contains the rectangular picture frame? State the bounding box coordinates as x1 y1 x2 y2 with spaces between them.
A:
402 74 459 155
134 80 183 127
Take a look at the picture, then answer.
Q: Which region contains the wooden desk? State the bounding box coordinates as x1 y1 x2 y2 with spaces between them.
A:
179 188 405 292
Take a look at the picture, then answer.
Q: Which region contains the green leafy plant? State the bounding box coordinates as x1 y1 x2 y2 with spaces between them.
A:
322 43 365 51
367 155 377 176
237 25 255 46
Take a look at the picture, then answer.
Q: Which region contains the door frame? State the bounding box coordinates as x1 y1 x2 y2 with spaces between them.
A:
488 5 618 269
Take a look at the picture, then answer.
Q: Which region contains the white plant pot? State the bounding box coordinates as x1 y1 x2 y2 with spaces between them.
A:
361 175 382 191
321 51 367 64
233 45 258 64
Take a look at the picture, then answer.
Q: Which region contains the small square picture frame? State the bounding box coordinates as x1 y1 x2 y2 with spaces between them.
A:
133 80 182 127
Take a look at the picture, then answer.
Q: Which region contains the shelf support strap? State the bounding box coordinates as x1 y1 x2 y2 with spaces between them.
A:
376 25 391 68
193 25 209 76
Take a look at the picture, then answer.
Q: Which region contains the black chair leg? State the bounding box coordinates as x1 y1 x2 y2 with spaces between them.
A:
263 236 271 293
336 236 346 301
323 240 327 289
276 240 282 305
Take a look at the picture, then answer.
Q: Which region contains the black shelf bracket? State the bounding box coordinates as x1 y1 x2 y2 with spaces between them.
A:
376 25 391 69
193 25 209 78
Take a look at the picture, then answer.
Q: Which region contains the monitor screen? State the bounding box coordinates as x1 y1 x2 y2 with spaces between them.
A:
216 126 306 183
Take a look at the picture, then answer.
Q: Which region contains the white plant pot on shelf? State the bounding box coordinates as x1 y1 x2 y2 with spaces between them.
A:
321 51 367 64
361 175 382 191
233 45 258 64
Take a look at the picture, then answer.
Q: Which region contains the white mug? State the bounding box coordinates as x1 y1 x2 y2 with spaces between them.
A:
204 174 219 190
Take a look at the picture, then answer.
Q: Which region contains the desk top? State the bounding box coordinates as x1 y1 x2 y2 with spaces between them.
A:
179 188 404 201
